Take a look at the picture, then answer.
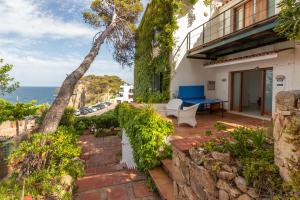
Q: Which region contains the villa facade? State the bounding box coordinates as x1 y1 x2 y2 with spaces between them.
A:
114 84 134 103
171 0 300 118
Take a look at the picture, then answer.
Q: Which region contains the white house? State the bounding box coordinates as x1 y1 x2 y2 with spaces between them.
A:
114 84 134 103
171 0 300 119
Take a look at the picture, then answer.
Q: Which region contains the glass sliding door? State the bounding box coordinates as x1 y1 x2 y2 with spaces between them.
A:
231 72 242 111
263 69 273 115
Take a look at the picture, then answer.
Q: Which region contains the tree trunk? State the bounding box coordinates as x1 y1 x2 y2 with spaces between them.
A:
39 24 115 134
16 120 19 136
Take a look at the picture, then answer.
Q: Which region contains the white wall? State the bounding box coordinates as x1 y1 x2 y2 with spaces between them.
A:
292 44 300 89
173 1 211 49
115 84 134 103
171 1 211 97
170 57 217 99
211 48 297 115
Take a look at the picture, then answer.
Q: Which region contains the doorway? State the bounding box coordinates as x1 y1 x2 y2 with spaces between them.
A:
230 68 273 116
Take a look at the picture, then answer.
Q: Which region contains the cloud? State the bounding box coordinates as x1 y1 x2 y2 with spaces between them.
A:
0 0 134 87
0 48 132 86
0 0 95 39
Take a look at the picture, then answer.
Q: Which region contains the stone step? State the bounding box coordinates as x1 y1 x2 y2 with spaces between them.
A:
161 159 174 180
76 170 146 193
84 163 127 176
149 167 175 200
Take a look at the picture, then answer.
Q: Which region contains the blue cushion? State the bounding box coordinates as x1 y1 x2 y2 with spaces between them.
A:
178 85 205 100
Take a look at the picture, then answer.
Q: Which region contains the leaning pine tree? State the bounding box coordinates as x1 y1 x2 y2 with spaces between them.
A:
39 0 143 133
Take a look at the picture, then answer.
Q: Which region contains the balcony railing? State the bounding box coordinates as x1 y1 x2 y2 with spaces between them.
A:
174 0 278 59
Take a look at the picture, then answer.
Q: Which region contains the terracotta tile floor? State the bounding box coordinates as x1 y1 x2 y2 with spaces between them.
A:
170 112 272 151
74 135 159 200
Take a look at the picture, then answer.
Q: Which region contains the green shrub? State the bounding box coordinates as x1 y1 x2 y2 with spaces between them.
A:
116 103 173 173
74 110 119 134
36 106 76 129
242 155 282 194
214 122 227 131
0 126 84 199
59 107 76 127
204 129 212 136
34 104 50 125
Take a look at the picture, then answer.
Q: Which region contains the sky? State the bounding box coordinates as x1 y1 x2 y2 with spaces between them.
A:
0 0 149 87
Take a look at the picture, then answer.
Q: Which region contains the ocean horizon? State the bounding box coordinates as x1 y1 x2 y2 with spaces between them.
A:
1 86 59 104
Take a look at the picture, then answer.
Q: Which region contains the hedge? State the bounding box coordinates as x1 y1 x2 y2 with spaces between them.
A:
115 103 173 173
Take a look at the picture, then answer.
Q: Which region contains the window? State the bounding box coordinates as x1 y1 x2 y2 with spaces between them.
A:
255 0 267 22
268 0 276 17
234 0 269 31
245 0 254 27
153 73 163 92
235 5 244 30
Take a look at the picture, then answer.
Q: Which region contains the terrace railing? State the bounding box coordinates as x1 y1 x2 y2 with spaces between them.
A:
173 0 278 59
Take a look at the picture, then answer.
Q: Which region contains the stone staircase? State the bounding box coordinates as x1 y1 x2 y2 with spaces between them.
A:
149 158 175 200
75 135 159 200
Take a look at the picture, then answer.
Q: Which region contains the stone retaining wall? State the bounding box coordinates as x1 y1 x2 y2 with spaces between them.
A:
173 147 258 200
0 119 36 137
274 90 300 181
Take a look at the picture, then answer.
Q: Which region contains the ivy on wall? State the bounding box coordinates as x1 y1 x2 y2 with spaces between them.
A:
134 0 198 103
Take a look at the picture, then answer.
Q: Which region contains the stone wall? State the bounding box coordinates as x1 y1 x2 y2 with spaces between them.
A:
173 147 258 200
0 119 36 137
273 90 300 181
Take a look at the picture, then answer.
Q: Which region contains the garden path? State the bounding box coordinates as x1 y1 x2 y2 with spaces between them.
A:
74 134 159 200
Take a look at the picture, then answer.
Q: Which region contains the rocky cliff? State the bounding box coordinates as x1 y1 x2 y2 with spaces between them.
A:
68 75 124 108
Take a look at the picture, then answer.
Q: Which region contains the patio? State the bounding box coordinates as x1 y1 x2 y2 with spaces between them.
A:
168 112 272 151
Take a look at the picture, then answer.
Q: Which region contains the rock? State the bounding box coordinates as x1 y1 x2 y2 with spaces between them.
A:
190 163 217 197
234 176 247 192
235 160 243 169
173 163 186 184
219 190 229 200
273 91 300 181
61 175 73 186
247 188 259 198
183 185 199 200
229 187 241 198
211 152 231 163
231 166 238 173
173 148 190 184
189 147 205 162
276 90 300 111
173 182 179 196
68 82 86 109
203 157 217 171
237 194 252 200
222 164 233 172
218 171 235 181
173 152 181 167
216 179 230 191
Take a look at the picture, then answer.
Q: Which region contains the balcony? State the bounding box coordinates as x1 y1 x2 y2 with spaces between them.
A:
176 0 286 60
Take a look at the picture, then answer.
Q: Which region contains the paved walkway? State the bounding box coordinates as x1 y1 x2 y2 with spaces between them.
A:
171 112 272 151
74 135 159 200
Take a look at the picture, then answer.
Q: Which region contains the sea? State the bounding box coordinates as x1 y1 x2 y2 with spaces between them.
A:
1 86 59 105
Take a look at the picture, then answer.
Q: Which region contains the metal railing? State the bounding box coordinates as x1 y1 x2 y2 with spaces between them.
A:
173 0 278 59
